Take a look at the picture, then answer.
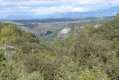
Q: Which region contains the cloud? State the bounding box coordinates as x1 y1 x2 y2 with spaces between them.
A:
0 0 56 6
31 6 90 15
0 0 119 18
72 7 89 12
78 0 104 5
31 6 73 15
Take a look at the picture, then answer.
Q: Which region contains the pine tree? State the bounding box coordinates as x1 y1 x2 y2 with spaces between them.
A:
0 26 16 60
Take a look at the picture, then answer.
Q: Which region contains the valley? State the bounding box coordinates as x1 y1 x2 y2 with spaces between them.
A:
0 15 119 80
1 16 114 41
1 0 119 80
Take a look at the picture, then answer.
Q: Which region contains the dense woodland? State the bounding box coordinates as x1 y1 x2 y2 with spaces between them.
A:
0 15 119 80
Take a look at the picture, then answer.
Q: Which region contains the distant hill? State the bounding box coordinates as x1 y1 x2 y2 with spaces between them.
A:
1 6 119 20
46 7 119 18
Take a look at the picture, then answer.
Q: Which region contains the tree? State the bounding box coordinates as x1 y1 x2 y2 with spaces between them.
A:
0 26 16 60
116 13 119 18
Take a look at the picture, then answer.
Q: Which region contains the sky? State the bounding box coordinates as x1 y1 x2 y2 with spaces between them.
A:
0 0 119 18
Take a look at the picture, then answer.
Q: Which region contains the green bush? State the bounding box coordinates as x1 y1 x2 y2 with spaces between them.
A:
55 62 110 80
76 66 110 80
55 61 82 80
0 60 21 80
17 72 44 80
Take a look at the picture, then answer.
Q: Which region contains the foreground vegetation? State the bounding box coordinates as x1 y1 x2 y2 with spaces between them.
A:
0 15 119 80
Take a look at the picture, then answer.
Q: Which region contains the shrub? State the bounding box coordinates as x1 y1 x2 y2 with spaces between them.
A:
17 72 44 80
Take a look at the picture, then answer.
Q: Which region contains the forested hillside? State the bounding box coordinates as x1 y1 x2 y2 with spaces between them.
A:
1 16 114 41
0 15 119 80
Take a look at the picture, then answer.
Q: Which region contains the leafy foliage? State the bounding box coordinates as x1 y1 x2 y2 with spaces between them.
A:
17 72 44 80
76 66 110 80
0 15 119 80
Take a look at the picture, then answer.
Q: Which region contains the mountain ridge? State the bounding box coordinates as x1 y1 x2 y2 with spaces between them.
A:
1 6 119 20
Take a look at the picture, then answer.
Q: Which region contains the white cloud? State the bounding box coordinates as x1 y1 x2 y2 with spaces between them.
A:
72 7 89 12
78 0 105 5
1 4 6 7
31 5 92 15
0 0 56 6
18 7 29 9
0 0 119 17
31 6 73 15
